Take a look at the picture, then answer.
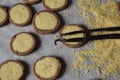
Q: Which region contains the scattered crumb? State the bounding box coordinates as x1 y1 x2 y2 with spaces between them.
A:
73 0 120 79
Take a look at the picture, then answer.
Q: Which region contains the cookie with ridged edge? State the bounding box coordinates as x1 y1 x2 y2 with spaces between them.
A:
9 3 32 26
33 10 61 35
10 32 36 56
59 24 86 48
0 6 8 27
0 60 24 80
43 0 69 11
34 56 61 80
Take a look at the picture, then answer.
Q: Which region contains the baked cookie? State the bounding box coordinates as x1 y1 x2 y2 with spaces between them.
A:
43 0 69 11
9 3 32 26
0 60 24 80
10 32 36 56
59 25 86 48
0 6 8 27
33 10 61 34
24 0 40 4
34 56 61 80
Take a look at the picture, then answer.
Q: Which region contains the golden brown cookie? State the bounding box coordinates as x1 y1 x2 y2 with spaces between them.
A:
9 3 32 26
10 32 36 56
34 56 61 80
43 0 69 11
59 25 86 48
0 60 24 80
33 10 61 34
0 6 8 27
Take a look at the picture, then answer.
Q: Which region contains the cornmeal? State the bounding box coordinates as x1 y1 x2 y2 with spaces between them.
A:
73 0 120 78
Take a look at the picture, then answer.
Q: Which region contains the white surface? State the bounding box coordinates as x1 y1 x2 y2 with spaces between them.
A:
0 0 120 80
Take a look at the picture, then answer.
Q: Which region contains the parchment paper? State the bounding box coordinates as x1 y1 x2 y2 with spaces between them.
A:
0 0 119 80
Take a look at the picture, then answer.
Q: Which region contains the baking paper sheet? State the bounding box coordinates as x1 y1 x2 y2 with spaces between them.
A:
0 0 120 80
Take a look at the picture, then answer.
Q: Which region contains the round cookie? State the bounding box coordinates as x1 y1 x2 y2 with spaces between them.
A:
10 32 36 56
0 6 8 27
0 60 24 80
34 56 61 80
24 0 40 4
43 0 69 11
9 3 32 26
59 25 86 48
33 10 61 34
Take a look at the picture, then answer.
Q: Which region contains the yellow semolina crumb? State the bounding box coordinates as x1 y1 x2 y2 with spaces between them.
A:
73 0 120 78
